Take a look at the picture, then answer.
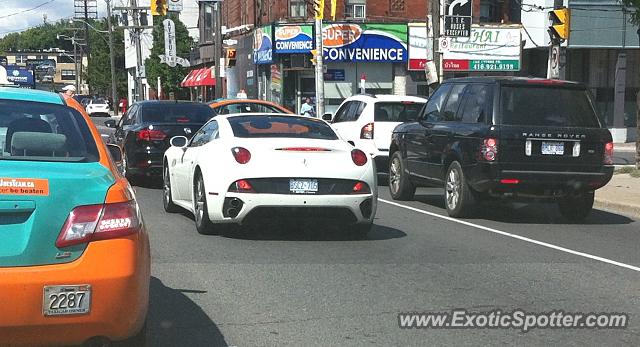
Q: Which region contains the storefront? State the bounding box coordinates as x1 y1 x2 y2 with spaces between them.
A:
180 67 216 101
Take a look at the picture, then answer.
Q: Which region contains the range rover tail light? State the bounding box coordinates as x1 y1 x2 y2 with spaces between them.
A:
603 142 614 165
479 138 498 162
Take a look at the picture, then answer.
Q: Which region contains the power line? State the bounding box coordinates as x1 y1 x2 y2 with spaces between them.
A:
0 15 74 35
0 0 57 20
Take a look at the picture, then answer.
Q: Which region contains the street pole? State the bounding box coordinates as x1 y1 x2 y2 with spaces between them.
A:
547 0 565 79
106 0 118 115
73 39 79 90
131 0 145 101
430 0 442 89
213 1 223 100
314 17 324 117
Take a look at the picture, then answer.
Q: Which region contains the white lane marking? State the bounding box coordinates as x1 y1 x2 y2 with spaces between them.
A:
379 199 640 273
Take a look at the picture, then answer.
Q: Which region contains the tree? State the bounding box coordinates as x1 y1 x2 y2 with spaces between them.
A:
85 18 127 99
144 13 193 99
621 0 640 169
0 21 74 53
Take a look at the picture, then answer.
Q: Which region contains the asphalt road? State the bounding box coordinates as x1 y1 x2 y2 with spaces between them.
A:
133 182 640 346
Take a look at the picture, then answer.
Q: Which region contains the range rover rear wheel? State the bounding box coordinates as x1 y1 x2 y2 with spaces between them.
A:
389 151 415 201
444 161 476 218
558 192 594 222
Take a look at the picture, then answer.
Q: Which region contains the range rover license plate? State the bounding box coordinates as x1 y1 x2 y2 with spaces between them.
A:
289 179 318 194
541 142 564 155
43 285 91 316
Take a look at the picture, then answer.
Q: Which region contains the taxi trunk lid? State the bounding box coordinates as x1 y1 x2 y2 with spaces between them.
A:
0 161 114 267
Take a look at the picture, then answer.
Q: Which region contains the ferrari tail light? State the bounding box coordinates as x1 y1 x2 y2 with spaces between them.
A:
603 142 614 165
479 138 498 162
231 147 251 164
228 179 255 193
351 149 368 166
136 129 167 141
360 123 374 139
352 181 371 194
56 201 141 248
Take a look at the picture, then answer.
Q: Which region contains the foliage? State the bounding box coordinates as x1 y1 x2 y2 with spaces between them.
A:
0 20 75 53
144 13 193 98
85 18 127 99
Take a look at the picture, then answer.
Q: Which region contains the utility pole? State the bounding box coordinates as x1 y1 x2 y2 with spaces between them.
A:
132 0 145 101
106 0 118 115
314 17 324 117
430 0 443 87
547 0 566 79
213 1 223 99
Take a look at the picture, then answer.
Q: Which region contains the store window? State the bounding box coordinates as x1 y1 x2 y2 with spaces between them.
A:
290 0 307 18
15 55 27 64
61 70 76 80
201 3 213 44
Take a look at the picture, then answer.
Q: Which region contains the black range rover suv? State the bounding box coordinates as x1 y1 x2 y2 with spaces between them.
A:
389 77 614 221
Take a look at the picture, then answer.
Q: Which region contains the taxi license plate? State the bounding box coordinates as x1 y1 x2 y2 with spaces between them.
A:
289 179 318 194
541 142 564 155
43 285 91 316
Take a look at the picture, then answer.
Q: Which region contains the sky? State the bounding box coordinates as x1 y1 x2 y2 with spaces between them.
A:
0 0 200 38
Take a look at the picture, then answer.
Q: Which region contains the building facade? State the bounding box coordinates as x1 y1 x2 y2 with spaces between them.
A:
0 50 88 92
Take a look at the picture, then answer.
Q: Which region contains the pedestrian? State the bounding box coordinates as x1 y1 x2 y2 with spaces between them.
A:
300 97 315 117
118 97 128 115
61 85 76 97
236 89 248 99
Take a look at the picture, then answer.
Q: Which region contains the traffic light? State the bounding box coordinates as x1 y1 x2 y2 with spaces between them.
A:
549 8 570 41
151 0 167 16
226 48 237 68
314 0 325 19
310 49 319 66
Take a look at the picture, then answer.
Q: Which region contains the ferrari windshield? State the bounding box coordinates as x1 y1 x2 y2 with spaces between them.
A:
228 115 339 140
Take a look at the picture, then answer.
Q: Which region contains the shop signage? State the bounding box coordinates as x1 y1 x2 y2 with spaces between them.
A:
444 0 472 37
441 25 521 71
322 23 408 63
274 25 314 53
324 69 345 81
254 25 273 64
408 22 433 71
6 66 35 87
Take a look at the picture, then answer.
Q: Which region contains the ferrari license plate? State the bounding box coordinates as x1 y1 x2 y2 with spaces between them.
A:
43 285 91 316
541 142 564 155
289 179 318 194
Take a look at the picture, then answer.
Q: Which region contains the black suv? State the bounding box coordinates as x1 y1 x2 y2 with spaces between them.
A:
389 77 614 221
105 100 216 182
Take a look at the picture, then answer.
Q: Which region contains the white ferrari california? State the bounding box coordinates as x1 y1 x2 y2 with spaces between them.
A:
162 113 377 237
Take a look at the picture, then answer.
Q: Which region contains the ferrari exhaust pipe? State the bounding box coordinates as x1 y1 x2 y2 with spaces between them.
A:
229 198 241 208
227 208 239 218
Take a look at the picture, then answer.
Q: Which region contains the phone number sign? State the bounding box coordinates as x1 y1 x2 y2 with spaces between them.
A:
443 59 520 71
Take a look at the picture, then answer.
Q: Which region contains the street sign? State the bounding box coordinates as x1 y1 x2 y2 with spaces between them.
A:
168 0 183 12
163 19 177 66
444 0 472 37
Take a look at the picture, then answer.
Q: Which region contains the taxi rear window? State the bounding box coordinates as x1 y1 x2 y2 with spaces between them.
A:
0 100 99 163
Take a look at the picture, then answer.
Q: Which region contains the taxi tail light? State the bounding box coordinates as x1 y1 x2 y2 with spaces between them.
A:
603 142 614 165
56 201 141 248
479 138 498 162
231 147 251 164
360 123 374 139
351 149 368 166
136 129 167 141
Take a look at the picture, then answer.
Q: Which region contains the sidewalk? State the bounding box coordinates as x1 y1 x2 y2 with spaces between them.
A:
616 143 636 152
595 173 640 219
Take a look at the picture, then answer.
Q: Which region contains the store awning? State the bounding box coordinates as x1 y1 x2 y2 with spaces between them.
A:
181 67 216 87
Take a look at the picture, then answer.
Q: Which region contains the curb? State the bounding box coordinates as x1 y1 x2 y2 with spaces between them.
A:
594 198 640 219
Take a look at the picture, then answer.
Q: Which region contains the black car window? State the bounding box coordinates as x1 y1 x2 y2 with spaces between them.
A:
121 105 137 126
0 100 99 163
442 84 467 122
460 84 492 124
189 120 219 147
421 84 452 122
229 115 339 140
331 101 352 123
499 85 600 127
141 103 215 123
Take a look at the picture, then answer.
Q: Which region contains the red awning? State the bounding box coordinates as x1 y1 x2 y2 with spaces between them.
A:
181 67 216 88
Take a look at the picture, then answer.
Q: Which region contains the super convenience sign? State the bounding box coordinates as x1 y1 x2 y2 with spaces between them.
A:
274 25 314 53
322 24 408 63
